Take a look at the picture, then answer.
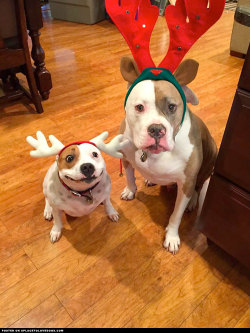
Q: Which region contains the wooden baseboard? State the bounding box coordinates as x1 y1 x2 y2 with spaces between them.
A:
230 50 246 59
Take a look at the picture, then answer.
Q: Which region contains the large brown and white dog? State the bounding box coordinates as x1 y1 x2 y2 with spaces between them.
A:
119 57 217 254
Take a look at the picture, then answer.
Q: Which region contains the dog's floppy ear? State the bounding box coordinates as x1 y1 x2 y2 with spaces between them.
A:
174 59 199 86
182 85 199 105
120 56 141 84
174 59 199 105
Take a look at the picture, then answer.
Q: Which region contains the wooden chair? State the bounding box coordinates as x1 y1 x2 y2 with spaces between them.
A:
0 0 43 113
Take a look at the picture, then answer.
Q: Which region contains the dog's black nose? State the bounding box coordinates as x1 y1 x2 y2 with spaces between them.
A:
80 163 95 177
147 124 166 139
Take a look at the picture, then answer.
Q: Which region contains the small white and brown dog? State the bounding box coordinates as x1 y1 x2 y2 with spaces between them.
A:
27 132 128 243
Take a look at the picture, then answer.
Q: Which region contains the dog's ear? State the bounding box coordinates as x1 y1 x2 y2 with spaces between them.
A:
120 57 141 84
174 59 199 86
182 85 199 105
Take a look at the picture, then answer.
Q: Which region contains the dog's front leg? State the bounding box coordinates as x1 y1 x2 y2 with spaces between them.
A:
164 181 193 254
121 159 137 201
50 206 63 243
103 196 119 222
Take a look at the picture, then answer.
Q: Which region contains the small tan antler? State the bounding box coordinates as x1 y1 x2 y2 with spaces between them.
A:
26 131 64 157
91 132 129 159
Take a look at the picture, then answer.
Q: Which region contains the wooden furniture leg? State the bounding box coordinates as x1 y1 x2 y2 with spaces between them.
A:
29 29 52 100
24 0 52 100
18 0 44 113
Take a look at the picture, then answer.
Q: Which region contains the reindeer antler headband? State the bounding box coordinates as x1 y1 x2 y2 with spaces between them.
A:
26 131 128 159
106 0 225 121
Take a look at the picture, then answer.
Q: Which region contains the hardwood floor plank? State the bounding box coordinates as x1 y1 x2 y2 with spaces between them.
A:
0 221 7 233
225 264 250 303
57 218 207 321
69 239 235 328
0 214 51 262
10 295 72 328
0 249 37 295
235 309 250 328
180 277 249 328
121 247 236 329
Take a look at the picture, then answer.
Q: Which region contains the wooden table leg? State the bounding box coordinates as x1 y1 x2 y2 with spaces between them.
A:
24 0 52 100
29 29 52 100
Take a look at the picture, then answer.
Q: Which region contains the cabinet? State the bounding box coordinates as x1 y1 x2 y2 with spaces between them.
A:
197 44 250 269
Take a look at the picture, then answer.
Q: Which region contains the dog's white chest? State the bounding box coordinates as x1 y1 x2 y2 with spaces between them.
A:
123 114 194 185
43 163 109 217
61 194 103 217
135 150 188 185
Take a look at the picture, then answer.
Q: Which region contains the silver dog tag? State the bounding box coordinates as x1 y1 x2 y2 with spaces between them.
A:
85 190 93 204
140 151 147 162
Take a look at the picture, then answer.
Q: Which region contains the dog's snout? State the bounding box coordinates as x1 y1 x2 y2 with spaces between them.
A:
147 124 166 139
80 163 95 177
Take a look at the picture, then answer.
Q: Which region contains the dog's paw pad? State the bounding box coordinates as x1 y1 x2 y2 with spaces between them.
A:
163 232 180 255
108 212 120 222
121 187 136 201
145 179 156 187
50 228 62 243
44 212 53 221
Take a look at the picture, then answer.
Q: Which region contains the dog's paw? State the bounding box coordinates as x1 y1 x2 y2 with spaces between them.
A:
144 179 156 187
108 211 120 222
50 227 62 243
44 207 53 221
121 187 136 201
163 229 180 255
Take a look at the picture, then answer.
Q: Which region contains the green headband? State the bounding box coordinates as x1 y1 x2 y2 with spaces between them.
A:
124 67 187 125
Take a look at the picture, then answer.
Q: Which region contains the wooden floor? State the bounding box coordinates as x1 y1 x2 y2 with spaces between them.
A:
0 8 249 329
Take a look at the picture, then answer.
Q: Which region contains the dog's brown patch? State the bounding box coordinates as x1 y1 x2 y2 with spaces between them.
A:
183 111 217 197
58 145 80 170
119 118 126 134
154 81 184 137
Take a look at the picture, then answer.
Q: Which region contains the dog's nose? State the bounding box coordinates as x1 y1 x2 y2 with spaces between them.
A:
80 163 95 177
147 124 166 139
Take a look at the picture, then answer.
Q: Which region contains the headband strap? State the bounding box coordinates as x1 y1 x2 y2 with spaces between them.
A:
58 141 97 156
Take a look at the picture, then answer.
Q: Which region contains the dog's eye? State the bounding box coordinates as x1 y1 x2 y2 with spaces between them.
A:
66 155 74 163
168 104 177 113
92 152 98 158
135 104 144 112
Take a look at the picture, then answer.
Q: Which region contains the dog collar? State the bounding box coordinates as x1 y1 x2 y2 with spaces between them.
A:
58 172 100 201
58 141 97 156
124 67 187 125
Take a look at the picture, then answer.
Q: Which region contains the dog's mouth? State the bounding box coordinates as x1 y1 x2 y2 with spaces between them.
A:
145 144 168 154
65 171 103 184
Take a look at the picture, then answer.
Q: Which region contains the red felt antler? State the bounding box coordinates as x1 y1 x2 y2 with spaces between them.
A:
160 0 225 72
105 0 159 72
106 0 225 73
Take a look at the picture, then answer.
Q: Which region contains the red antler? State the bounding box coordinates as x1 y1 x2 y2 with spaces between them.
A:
105 0 159 72
160 0 225 72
